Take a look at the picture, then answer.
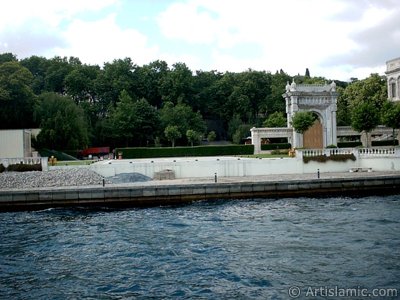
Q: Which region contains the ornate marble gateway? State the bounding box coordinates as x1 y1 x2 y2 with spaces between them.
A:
283 80 338 148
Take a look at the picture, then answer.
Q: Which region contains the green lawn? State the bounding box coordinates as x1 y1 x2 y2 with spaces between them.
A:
240 153 291 159
53 160 96 166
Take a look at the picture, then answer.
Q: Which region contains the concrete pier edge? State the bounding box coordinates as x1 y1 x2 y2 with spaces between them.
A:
1 174 400 212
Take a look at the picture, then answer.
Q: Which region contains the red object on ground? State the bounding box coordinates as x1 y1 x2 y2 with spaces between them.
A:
79 147 110 158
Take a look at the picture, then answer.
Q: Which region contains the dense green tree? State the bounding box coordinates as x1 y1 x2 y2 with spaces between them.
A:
0 53 17 64
336 86 351 126
186 129 201 146
34 92 88 150
44 56 78 93
263 111 287 127
381 101 400 144
238 70 272 122
101 90 160 146
164 125 181 147
65 64 100 103
210 72 238 125
207 131 216 142
94 58 138 115
135 60 168 108
232 124 252 144
131 98 161 146
192 70 223 116
6 51 389 148
265 70 290 115
351 101 380 146
339 74 387 120
160 62 193 105
0 61 36 129
20 55 50 94
227 114 243 141
305 68 310 78
291 111 317 134
160 101 206 144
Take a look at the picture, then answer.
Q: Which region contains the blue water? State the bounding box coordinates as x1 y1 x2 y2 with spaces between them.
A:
1 196 399 299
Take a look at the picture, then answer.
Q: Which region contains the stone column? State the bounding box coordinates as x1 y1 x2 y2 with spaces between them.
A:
251 128 261 154
331 111 337 146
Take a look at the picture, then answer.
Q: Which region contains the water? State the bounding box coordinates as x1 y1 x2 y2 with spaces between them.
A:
1 196 399 299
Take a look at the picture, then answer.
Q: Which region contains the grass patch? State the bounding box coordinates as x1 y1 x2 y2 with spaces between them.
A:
240 153 291 159
53 160 96 166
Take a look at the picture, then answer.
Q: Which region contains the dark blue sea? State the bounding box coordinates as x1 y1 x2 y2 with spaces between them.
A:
1 196 399 299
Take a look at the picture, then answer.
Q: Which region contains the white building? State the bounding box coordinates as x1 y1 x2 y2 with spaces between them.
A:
386 57 400 102
0 129 40 158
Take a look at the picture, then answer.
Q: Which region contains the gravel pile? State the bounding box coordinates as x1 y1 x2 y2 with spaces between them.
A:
0 168 106 190
107 172 152 184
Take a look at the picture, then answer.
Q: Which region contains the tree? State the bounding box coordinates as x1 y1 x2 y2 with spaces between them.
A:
351 101 380 146
94 58 138 115
305 68 310 78
101 90 160 146
263 111 287 127
44 56 77 93
232 124 252 144
160 101 206 144
160 62 193 105
291 111 317 134
132 98 161 146
339 73 387 123
381 101 400 145
0 53 17 64
265 70 291 115
34 92 89 150
135 60 168 108
0 61 36 129
20 55 50 95
165 125 181 147
186 129 201 146
207 131 216 142
65 64 100 104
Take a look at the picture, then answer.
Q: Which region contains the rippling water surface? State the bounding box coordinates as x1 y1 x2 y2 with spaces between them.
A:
1 196 400 299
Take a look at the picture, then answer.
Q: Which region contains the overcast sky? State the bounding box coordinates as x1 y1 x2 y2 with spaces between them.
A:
0 0 399 81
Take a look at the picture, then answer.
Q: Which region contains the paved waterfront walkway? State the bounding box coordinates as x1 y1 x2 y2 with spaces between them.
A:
105 170 400 187
1 170 399 212
1 170 399 192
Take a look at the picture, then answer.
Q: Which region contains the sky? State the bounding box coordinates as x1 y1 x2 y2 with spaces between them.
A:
0 0 399 81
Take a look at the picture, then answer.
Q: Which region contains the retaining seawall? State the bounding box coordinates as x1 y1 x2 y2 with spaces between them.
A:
1 173 400 212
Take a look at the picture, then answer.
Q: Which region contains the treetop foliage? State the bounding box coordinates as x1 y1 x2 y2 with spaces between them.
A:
0 52 392 149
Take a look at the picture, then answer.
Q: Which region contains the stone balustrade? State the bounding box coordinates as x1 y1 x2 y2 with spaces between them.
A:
358 147 397 156
297 147 399 159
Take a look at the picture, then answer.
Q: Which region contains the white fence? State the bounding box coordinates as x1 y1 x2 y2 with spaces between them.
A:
298 147 400 159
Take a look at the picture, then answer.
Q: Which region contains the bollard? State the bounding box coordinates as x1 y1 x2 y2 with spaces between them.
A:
102 179 105 187
214 173 217 183
317 169 320 179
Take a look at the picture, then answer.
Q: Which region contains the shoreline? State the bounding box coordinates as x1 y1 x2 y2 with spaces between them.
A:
1 171 399 212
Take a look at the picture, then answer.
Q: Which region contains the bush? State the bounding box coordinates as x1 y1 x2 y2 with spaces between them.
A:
261 143 291 151
338 141 362 148
372 139 399 146
6 163 42 172
271 149 289 155
0 164 5 173
115 145 254 159
338 140 399 148
303 154 356 164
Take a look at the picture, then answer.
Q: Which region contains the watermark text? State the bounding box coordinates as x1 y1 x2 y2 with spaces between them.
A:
288 286 398 298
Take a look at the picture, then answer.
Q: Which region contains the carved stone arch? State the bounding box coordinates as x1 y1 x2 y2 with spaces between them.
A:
283 81 338 148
